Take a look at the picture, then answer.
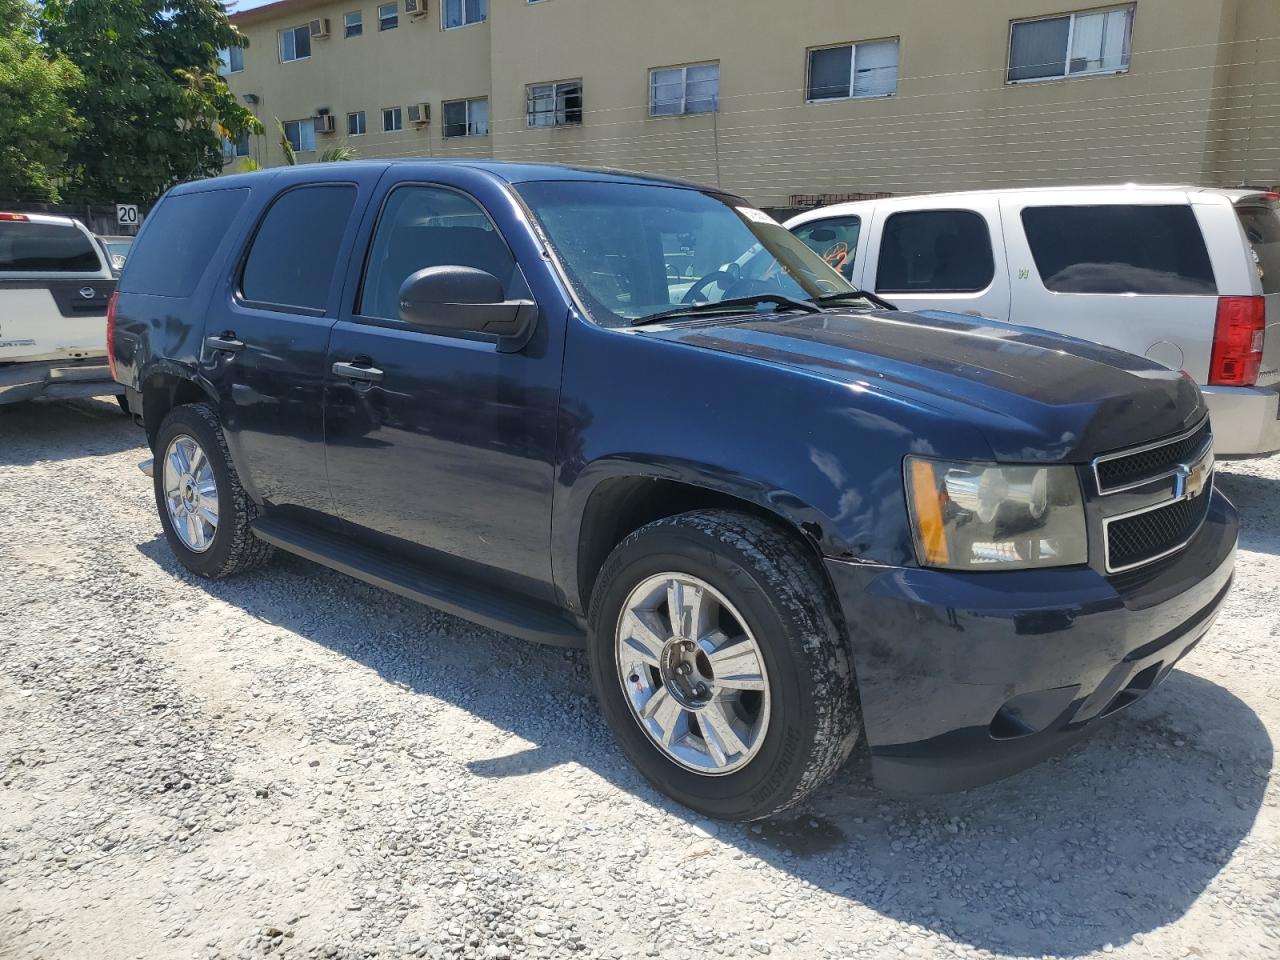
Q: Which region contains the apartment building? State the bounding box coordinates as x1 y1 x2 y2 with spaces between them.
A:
220 0 1280 207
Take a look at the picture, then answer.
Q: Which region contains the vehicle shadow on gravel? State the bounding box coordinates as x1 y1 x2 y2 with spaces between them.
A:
0 397 140 467
1215 468 1280 555
137 540 1273 960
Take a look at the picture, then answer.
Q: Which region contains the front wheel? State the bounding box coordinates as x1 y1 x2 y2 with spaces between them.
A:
588 510 861 821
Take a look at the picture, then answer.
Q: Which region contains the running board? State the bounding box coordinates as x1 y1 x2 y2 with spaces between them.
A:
251 517 585 649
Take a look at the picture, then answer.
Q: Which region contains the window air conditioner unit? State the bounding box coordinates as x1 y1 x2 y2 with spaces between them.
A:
314 113 336 134
309 18 330 39
408 102 431 126
407 0 427 18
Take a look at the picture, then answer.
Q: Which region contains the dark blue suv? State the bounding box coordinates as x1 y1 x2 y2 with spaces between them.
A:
109 162 1237 820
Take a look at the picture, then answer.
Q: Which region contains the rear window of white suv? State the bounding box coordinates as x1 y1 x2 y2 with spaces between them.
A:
1237 204 1280 295
1021 204 1217 295
0 220 100 272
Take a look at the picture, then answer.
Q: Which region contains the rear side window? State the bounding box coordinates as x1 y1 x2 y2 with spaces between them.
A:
359 185 518 321
1237 204 1280 295
876 210 994 293
0 221 100 272
1021 205 1217 295
120 189 249 297
241 184 357 312
792 216 862 280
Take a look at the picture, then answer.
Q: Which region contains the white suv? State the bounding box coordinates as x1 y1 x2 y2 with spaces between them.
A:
0 212 121 408
786 187 1280 458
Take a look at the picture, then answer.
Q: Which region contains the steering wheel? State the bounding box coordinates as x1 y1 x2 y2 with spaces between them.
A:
681 270 738 304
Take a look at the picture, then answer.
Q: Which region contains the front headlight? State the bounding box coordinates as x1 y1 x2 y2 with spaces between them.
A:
905 457 1088 570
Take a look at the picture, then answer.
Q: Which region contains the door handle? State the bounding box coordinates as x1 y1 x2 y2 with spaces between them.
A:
205 333 246 354
332 360 384 383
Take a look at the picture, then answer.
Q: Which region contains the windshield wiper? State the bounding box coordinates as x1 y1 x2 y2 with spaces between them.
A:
629 293 821 328
809 290 899 311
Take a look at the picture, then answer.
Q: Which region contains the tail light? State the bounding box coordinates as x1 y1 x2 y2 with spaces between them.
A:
1208 295 1265 386
106 291 120 382
0 212 30 221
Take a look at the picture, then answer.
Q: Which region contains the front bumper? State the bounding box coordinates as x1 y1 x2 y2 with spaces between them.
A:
0 358 115 404
1201 384 1280 458
826 489 1238 794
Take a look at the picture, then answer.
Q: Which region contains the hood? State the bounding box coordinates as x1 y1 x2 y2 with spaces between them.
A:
644 308 1205 462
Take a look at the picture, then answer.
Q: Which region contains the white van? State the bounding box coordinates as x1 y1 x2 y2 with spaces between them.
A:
786 187 1280 458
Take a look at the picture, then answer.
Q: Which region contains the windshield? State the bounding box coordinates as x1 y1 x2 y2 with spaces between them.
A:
516 180 856 327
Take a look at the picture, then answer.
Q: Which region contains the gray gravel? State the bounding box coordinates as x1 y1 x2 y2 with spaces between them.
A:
1 396 1278 960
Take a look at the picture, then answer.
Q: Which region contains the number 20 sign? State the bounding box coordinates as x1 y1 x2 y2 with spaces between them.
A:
116 204 139 227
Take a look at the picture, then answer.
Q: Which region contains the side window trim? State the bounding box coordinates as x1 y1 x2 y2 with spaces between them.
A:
874 207 996 295
233 181 361 317
351 180 525 332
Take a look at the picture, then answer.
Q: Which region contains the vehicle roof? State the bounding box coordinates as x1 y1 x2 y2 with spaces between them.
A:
788 184 1277 220
172 160 727 197
0 211 84 227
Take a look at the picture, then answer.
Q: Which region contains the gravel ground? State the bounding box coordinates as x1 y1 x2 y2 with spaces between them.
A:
1 397 1278 960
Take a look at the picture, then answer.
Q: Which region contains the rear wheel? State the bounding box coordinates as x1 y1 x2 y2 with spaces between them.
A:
153 403 274 579
588 510 860 820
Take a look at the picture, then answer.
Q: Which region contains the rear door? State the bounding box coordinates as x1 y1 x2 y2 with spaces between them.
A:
864 197 1010 320
204 167 381 525
0 216 114 362
1234 198 1280 387
1000 193 1218 375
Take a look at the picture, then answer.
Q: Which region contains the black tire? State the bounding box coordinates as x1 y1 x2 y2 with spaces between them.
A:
115 393 131 416
152 402 274 579
588 510 861 821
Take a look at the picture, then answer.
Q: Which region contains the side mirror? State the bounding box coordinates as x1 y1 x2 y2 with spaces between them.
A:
398 265 538 353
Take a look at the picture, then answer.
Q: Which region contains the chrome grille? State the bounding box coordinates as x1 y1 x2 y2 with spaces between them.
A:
1093 418 1212 494
1105 492 1212 573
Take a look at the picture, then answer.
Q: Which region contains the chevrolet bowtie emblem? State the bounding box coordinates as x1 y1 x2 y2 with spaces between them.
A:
1174 449 1214 500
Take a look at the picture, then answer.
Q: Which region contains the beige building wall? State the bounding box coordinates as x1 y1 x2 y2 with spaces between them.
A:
224 0 1280 207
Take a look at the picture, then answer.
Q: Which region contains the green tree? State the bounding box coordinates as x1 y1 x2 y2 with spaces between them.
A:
0 0 81 200
40 0 262 206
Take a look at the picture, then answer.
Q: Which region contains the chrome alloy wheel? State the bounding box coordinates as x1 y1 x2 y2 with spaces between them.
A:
615 573 771 775
162 435 219 553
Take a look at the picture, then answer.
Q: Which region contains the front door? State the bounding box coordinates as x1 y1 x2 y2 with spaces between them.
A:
323 179 563 601
205 169 378 525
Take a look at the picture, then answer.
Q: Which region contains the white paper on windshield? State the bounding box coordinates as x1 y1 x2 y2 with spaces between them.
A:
736 207 778 225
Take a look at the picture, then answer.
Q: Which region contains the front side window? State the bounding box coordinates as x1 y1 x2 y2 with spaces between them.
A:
283 118 316 152
1021 205 1217 295
650 62 719 116
527 80 583 127
378 3 397 30
443 97 489 137
876 209 995 294
807 39 899 101
516 180 854 328
345 11 363 36
359 185 519 321
279 24 312 62
241 185 357 312
382 106 403 131
1237 203 1280 295
792 216 862 280
443 0 487 28
347 110 367 136
1009 5 1134 82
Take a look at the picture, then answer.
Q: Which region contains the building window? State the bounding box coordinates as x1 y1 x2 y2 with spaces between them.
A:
347 110 367 136
217 46 245 76
345 11 363 37
443 97 489 137
283 118 316 152
649 62 719 117
807 39 899 102
382 106 403 131
222 129 251 160
377 3 398 30
278 24 312 63
443 0 486 29
527 80 582 128
1008 5 1134 83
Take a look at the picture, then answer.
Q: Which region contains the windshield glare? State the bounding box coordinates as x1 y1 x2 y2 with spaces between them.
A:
516 180 856 327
